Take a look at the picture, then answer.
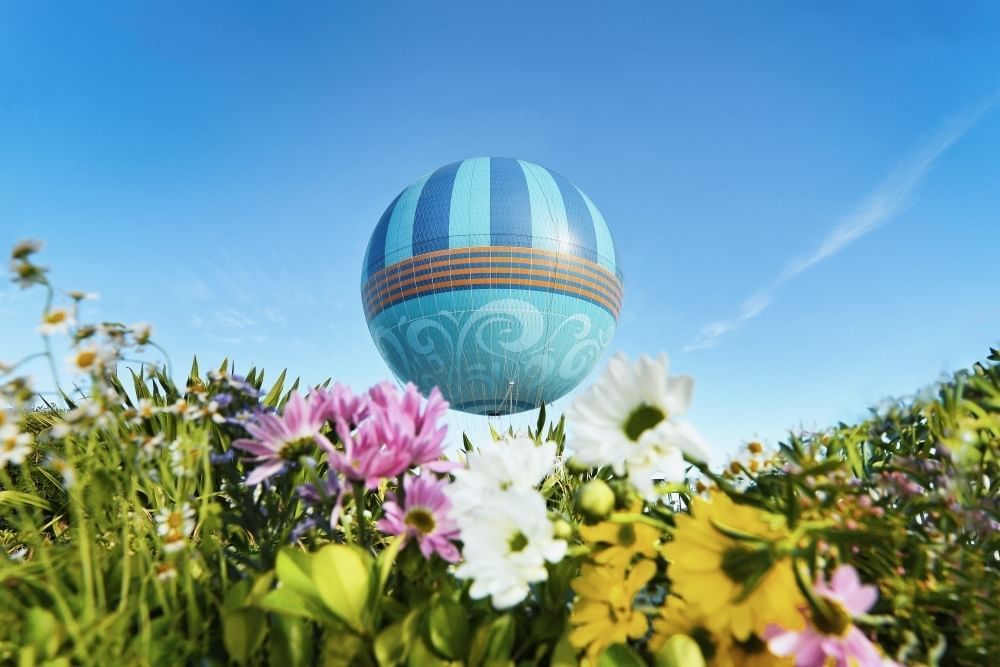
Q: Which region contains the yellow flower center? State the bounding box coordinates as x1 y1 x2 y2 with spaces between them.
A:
75 350 97 368
44 310 67 325
733 633 768 655
508 531 529 553
404 507 436 535
689 627 717 662
720 544 775 587
616 523 637 547
167 512 183 529
279 437 314 461
623 404 665 441
812 596 853 637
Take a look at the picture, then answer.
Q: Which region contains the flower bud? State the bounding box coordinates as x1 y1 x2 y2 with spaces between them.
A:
654 634 706 667
551 518 574 540
575 479 615 521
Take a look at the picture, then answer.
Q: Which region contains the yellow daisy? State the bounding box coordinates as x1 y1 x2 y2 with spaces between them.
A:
650 595 791 667
661 492 804 640
579 505 661 567
569 559 656 662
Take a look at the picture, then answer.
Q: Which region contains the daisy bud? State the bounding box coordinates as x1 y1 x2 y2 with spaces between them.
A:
551 518 574 540
653 634 706 667
11 239 43 260
575 480 615 522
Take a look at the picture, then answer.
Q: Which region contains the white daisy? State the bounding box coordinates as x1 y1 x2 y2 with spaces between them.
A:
565 353 712 498
156 503 196 553
448 436 556 510
46 456 76 488
155 562 178 581
135 433 166 459
66 345 109 374
453 491 566 609
130 322 153 345
0 424 32 465
169 439 203 477
39 308 75 335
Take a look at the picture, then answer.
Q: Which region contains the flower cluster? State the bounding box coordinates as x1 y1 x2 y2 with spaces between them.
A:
449 436 566 608
3 241 996 667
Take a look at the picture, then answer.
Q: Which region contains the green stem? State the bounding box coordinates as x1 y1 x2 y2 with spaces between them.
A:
606 512 672 532
353 480 370 550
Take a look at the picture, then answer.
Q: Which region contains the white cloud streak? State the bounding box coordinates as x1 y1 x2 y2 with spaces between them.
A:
684 94 997 352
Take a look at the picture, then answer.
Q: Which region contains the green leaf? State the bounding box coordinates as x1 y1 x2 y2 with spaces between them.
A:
652 634 705 667
488 423 501 441
375 618 411 667
223 607 267 664
311 544 376 633
258 586 325 623
599 644 648 666
83 469 117 516
536 403 546 438
275 547 317 595
377 535 404 594
266 548 337 623
269 615 316 667
407 638 452 667
24 607 61 658
281 379 302 410
320 630 366 667
426 595 469 659
550 633 578 667
129 369 149 402
263 369 288 408
468 614 514 667
223 577 253 612
248 570 276 605
0 490 52 511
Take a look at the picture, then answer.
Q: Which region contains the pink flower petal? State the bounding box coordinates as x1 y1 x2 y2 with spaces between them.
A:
831 565 861 597
245 460 285 485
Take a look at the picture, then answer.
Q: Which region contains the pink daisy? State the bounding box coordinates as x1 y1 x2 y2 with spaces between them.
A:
377 474 460 563
367 382 451 470
765 565 899 667
332 420 414 489
331 382 453 487
232 391 334 485
313 382 369 429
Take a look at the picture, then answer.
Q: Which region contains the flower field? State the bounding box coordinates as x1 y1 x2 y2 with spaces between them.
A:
1 240 998 666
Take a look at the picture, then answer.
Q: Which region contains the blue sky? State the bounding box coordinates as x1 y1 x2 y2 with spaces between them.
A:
2 2 999 453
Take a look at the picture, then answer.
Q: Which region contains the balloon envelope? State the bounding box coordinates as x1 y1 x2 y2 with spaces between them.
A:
361 157 623 415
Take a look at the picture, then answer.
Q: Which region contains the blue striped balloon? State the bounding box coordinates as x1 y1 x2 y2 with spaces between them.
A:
362 157 622 415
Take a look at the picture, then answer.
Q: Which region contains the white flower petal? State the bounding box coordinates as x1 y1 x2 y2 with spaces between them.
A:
664 375 694 416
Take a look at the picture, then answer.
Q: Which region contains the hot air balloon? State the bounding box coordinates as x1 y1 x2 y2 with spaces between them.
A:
361 157 623 415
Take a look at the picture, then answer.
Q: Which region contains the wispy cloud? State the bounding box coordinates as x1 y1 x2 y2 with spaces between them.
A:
684 95 997 352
